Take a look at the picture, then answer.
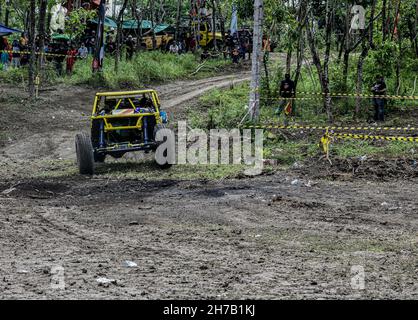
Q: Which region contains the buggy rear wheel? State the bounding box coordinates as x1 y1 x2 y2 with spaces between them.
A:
75 133 94 175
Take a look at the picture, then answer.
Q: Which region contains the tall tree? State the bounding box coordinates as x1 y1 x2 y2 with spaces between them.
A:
249 0 264 121
355 0 377 117
215 0 226 46
132 0 144 50
37 0 47 75
5 0 10 26
149 0 157 49
211 0 217 50
382 0 387 41
115 0 130 72
294 0 308 89
28 0 36 97
306 0 334 121
175 0 182 41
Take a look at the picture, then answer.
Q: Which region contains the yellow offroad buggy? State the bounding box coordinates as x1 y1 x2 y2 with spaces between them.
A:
75 90 170 175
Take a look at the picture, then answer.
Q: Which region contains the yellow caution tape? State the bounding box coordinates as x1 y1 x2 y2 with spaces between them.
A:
1 49 69 58
276 91 418 100
246 124 418 132
331 133 418 142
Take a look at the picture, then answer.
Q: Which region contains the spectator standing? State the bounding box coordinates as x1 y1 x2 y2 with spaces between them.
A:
371 75 387 122
11 40 21 68
1 43 11 71
78 43 88 59
66 46 77 75
169 41 179 54
276 74 296 116
126 35 135 60
232 47 240 64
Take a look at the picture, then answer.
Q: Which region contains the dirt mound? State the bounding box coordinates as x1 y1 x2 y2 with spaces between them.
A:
1 180 70 199
296 157 418 181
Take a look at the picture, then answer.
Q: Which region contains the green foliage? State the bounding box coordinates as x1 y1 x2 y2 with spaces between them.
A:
65 8 97 42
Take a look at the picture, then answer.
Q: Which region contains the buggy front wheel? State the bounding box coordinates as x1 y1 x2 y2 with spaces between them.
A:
75 133 94 175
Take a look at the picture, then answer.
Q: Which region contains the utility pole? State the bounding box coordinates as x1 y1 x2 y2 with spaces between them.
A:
249 0 264 121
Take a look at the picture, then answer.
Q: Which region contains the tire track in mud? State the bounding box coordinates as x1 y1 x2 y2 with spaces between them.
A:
1 175 417 299
157 71 250 109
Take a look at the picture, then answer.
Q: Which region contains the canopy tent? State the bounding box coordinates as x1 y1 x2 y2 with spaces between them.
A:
52 34 71 41
154 24 176 34
90 17 117 29
0 24 22 37
122 20 153 30
122 20 175 34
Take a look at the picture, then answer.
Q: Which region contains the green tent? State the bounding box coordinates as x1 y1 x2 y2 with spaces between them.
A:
52 34 71 41
122 20 153 30
90 17 118 29
154 24 176 34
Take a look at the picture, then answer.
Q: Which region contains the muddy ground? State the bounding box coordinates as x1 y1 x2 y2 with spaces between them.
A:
0 74 417 300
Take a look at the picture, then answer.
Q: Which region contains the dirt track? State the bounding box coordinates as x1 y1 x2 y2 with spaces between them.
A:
0 73 417 300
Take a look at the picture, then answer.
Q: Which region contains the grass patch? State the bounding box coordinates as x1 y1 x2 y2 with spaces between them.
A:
4 158 266 181
67 52 230 89
192 84 418 166
0 51 231 89
331 140 418 159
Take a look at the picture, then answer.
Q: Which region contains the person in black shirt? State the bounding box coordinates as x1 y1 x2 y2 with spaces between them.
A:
125 35 135 60
276 74 296 116
371 75 387 122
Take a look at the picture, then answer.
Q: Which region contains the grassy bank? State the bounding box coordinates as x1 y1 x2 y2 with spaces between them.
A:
0 51 231 89
190 83 418 166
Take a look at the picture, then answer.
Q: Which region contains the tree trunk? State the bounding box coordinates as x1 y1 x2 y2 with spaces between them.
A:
4 1 9 27
211 0 217 50
175 0 182 41
396 12 402 95
355 0 376 117
149 0 156 49
415 0 418 56
294 34 304 89
285 46 292 75
215 0 226 46
132 1 143 50
294 0 307 89
115 0 129 72
355 42 369 117
306 3 333 122
249 0 264 121
28 0 36 98
322 0 333 121
37 0 47 75
382 0 387 41
93 0 106 73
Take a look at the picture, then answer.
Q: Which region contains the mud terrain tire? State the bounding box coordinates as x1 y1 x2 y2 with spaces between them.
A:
75 133 94 175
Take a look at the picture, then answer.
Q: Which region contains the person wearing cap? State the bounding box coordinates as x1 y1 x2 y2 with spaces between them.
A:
276 73 296 116
126 35 135 60
371 75 387 122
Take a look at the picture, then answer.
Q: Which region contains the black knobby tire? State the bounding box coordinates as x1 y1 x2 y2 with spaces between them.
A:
75 133 94 175
153 124 172 170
